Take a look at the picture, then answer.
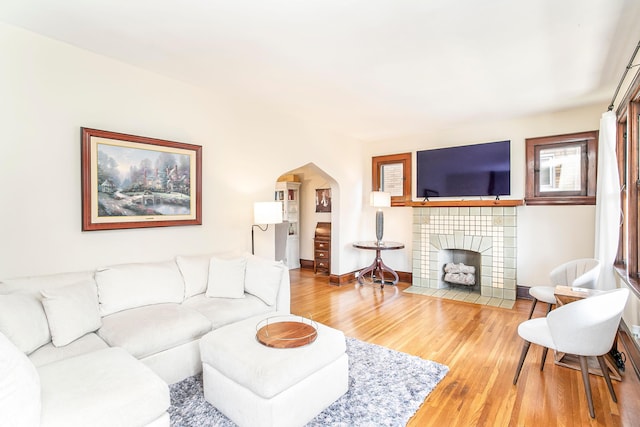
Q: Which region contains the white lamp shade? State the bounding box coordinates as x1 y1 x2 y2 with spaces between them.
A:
370 191 391 208
253 202 283 225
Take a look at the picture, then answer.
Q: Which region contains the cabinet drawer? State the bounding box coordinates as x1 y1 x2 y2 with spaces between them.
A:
315 260 329 270
314 240 329 250
314 250 329 259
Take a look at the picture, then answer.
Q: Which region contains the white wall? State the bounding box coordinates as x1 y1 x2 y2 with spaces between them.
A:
0 23 606 287
364 104 603 286
0 23 364 278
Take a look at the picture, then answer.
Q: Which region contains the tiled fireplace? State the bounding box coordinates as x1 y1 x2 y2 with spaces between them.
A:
411 206 517 301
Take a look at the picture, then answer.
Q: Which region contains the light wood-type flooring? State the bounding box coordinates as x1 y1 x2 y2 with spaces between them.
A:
289 269 640 427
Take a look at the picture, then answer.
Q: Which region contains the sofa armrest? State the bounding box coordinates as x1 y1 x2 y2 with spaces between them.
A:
275 264 291 314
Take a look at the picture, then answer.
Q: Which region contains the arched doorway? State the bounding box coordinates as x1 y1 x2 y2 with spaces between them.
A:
276 163 338 275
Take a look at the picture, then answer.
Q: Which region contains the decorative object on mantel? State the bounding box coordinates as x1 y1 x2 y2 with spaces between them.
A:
251 201 283 255
81 128 202 231
370 191 391 244
315 188 332 212
168 337 449 426
408 199 524 207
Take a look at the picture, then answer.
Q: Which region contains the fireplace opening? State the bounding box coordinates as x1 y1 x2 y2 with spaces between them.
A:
439 249 481 292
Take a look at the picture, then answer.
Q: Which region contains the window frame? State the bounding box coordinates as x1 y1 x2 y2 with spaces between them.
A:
615 69 640 293
372 152 411 206
525 131 598 205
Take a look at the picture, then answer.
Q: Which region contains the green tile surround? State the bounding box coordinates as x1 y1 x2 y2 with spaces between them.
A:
410 206 517 303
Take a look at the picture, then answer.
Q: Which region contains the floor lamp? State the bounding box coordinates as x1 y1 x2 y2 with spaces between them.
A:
370 191 391 245
252 201 283 255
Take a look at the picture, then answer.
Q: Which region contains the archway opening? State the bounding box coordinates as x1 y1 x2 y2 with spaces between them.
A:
276 163 339 275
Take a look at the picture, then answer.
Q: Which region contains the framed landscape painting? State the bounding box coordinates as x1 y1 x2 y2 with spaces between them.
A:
81 128 202 231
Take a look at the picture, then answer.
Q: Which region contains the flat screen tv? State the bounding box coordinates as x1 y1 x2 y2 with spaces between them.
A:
416 140 510 199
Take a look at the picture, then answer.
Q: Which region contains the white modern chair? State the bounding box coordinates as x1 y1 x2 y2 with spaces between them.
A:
527 258 600 319
513 288 629 418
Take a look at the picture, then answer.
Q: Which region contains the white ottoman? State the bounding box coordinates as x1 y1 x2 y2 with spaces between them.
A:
199 313 348 427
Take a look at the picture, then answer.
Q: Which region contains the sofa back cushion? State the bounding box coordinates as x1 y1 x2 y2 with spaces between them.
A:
41 280 102 347
244 256 285 306
176 254 212 299
0 271 97 354
95 260 185 316
0 294 50 354
0 271 95 296
0 331 41 427
206 256 247 299
176 251 245 299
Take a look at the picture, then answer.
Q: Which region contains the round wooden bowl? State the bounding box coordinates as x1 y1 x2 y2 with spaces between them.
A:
256 316 318 348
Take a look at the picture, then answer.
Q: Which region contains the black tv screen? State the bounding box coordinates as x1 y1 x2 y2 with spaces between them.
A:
416 140 510 198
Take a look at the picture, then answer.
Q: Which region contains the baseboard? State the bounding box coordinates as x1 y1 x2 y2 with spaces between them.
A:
619 320 640 381
516 285 532 300
300 259 314 269
329 270 412 286
299 260 413 286
307 263 524 296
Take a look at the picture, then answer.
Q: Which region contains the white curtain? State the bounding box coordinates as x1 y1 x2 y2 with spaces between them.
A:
594 110 621 290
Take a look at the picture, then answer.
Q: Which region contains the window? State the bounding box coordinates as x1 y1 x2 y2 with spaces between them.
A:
525 131 598 205
372 152 411 206
616 74 640 284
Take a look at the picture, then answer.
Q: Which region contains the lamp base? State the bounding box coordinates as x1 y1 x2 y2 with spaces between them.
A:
376 210 384 243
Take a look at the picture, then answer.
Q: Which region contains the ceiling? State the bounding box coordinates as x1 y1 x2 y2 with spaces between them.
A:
2 0 640 141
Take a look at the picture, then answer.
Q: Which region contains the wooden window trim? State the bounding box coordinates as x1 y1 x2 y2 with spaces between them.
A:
615 68 640 295
616 118 627 267
525 131 598 205
372 152 411 206
629 100 640 279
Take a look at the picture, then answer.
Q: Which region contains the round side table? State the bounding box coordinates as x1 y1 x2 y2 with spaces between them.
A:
353 241 404 288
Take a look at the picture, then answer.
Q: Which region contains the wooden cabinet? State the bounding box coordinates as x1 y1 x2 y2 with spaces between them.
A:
275 181 301 269
314 222 331 275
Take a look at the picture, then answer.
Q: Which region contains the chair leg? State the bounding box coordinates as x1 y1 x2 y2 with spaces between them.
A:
597 355 617 403
513 341 531 384
579 355 596 418
545 303 554 315
540 347 549 371
527 298 538 319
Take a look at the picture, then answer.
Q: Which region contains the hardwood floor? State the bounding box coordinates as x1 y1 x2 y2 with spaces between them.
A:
289 269 640 427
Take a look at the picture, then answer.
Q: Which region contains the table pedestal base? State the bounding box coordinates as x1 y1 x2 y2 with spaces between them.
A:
356 253 399 288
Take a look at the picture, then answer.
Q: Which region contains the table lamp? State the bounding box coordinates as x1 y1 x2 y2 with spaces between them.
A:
370 191 391 245
252 201 283 254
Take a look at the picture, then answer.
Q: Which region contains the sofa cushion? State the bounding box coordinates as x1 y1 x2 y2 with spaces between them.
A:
0 271 95 296
244 256 285 306
95 260 185 316
29 333 109 368
38 347 169 427
0 331 41 427
98 303 212 359
184 293 274 329
206 256 246 299
41 280 102 347
176 254 212 299
0 293 51 354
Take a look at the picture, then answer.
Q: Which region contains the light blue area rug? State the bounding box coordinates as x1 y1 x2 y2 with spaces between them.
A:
169 337 449 427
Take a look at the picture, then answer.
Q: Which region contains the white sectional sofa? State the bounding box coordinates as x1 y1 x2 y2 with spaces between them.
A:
0 253 290 427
